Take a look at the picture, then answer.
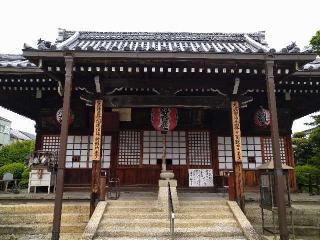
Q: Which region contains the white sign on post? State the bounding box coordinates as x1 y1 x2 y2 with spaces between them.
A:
188 169 214 187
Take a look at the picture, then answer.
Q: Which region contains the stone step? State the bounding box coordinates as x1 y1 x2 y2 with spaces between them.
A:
103 211 234 219
0 213 88 224
101 218 238 228
95 238 246 240
96 226 243 238
179 200 227 205
0 204 89 214
94 237 246 240
176 211 234 218
0 233 84 240
103 212 167 219
106 206 162 213
177 205 230 212
107 200 157 206
106 206 231 214
0 223 87 235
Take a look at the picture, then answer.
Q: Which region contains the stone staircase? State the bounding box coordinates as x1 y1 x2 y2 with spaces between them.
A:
94 193 248 239
0 201 89 240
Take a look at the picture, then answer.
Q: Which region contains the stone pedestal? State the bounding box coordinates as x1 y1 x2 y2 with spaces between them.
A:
158 179 179 211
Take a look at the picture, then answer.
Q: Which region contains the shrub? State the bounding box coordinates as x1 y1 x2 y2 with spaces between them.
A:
18 179 29 189
0 140 35 167
18 168 30 189
0 163 26 179
295 165 320 192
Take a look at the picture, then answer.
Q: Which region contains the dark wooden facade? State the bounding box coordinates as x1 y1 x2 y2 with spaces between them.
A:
0 31 319 190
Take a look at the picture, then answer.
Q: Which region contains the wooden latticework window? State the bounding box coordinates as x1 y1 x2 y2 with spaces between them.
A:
42 135 112 168
218 136 233 170
188 131 211 166
262 137 287 164
42 135 60 151
143 131 186 165
66 136 90 168
241 137 262 169
218 136 263 170
118 131 141 166
101 136 112 168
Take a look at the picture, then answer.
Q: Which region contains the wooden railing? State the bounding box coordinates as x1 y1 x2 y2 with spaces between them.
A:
168 182 175 238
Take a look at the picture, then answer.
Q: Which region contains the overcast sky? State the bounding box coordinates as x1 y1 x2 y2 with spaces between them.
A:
0 0 319 134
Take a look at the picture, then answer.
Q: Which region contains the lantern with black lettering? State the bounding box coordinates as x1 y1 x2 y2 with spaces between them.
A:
254 107 271 127
151 107 178 134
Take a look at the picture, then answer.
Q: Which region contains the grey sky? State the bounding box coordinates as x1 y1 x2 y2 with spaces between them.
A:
0 0 319 134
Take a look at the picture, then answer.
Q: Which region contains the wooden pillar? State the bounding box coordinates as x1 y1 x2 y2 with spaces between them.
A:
51 56 73 240
286 136 297 191
265 60 289 240
90 99 103 216
230 101 245 211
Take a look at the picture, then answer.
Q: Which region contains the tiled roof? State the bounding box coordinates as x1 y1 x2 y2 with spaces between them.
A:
37 29 274 53
0 116 11 123
0 54 36 68
10 129 33 141
303 56 320 71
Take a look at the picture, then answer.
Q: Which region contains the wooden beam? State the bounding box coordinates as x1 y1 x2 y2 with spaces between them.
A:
230 101 245 211
265 60 289 240
51 56 73 240
100 95 230 108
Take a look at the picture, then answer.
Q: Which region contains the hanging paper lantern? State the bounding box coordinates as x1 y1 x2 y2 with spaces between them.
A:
56 108 74 125
254 107 271 127
151 107 178 133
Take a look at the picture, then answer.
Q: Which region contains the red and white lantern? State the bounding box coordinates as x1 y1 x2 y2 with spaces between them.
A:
56 108 74 125
151 107 178 133
254 107 271 127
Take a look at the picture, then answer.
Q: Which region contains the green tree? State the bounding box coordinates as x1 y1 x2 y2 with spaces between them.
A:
292 132 313 165
310 30 320 54
0 140 34 167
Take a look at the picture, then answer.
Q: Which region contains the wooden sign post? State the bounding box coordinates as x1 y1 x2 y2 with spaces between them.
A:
230 101 245 211
90 99 103 216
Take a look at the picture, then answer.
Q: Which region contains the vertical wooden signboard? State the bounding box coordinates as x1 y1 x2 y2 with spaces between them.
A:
231 101 245 211
92 100 103 161
90 99 103 216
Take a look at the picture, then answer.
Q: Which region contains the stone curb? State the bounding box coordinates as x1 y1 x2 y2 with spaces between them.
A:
81 201 107 240
227 201 262 240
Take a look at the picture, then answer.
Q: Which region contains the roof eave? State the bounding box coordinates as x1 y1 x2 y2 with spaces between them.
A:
0 67 43 74
22 49 317 62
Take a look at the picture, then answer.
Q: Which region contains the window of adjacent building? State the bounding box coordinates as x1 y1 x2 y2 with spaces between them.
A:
143 131 186 165
0 125 10 134
118 131 141 166
188 131 211 166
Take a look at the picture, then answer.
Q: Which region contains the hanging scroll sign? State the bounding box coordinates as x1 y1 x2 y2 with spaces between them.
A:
231 101 242 162
92 100 103 161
